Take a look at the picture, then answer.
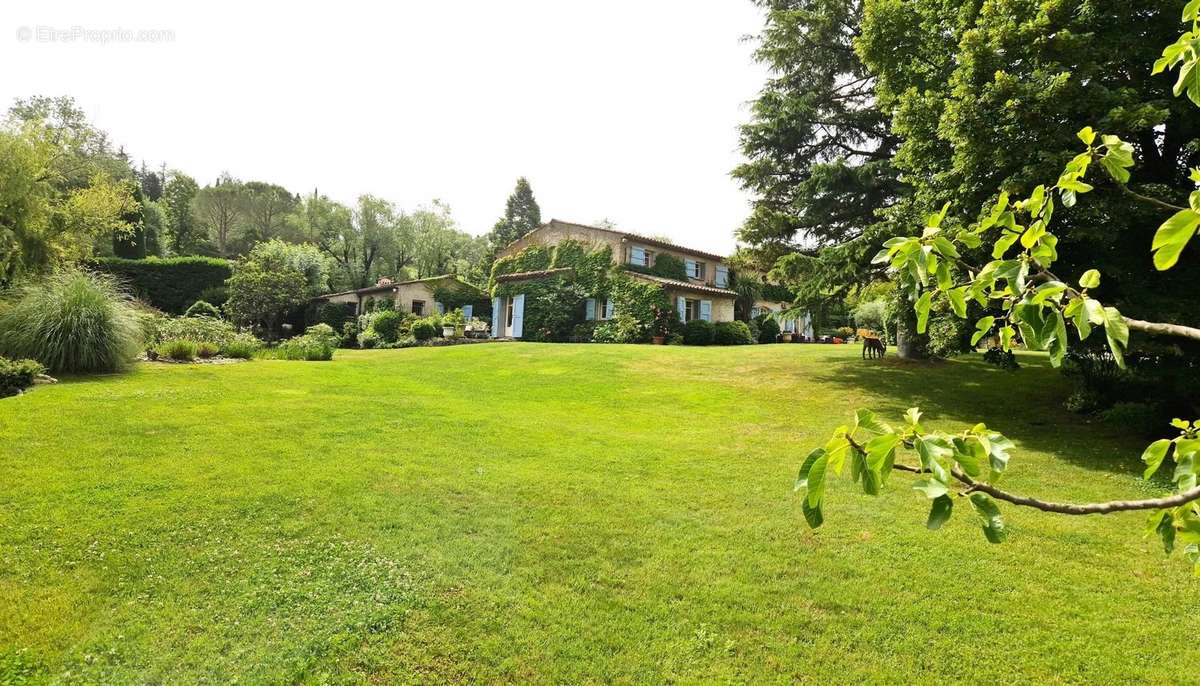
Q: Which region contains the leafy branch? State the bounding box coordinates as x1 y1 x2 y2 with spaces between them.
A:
799 5 1200 572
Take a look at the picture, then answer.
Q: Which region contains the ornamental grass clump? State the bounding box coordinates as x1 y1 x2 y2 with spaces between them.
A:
156 339 198 361
0 269 144 373
220 333 262 360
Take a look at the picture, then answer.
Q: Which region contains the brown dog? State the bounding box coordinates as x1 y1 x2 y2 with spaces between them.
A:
862 336 886 359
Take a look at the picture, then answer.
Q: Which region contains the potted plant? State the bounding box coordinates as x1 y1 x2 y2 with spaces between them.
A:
441 308 466 338
781 331 794 343
650 304 675 344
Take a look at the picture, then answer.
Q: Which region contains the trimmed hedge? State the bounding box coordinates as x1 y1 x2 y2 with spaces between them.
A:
682 319 714 345
94 256 234 314
714 321 754 345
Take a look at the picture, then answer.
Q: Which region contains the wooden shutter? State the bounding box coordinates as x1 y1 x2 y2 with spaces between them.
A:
585 298 596 321
630 247 645 265
700 300 712 322
677 296 686 321
491 297 501 337
685 259 696 278
511 294 525 338
463 304 473 319
604 299 614 319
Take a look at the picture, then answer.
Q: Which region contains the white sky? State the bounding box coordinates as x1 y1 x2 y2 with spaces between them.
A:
1 1 767 256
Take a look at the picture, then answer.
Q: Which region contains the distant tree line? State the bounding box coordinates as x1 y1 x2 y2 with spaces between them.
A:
1 95 544 294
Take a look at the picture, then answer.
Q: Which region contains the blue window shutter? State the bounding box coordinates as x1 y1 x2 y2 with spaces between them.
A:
630 247 644 265
491 297 501 337
511 294 525 338
463 304 473 320
604 299 614 319
435 302 445 315
677 296 686 321
685 259 696 278
585 298 596 321
700 300 712 322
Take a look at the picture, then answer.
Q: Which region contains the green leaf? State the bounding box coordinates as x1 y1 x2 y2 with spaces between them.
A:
854 409 893 436
1030 281 1068 305
1157 510 1176 554
795 447 826 491
905 407 923 429
946 287 967 318
1103 306 1129 368
970 316 996 346
985 431 1014 479
992 231 1020 259
915 291 933 334
968 493 1007 544
1083 298 1106 325
1142 439 1173 480
927 201 950 229
1027 185 1046 218
1013 303 1048 350
933 235 960 259
865 433 900 464
1151 209 1200 271
806 454 828 509
915 436 951 484
912 477 948 499
1048 310 1068 368
951 436 987 478
926 495 953 530
999 325 1015 352
801 498 824 529
1068 298 1092 340
1078 269 1100 289
1077 126 1096 145
935 261 953 291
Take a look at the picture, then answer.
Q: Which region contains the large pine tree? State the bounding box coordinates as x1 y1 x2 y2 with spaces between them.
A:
733 0 904 303
487 177 541 255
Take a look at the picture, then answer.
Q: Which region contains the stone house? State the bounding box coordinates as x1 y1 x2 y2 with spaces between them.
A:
491 219 741 338
315 274 487 319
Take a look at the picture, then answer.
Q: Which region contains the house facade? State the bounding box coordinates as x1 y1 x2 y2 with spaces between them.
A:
752 298 814 339
491 219 739 338
315 274 486 318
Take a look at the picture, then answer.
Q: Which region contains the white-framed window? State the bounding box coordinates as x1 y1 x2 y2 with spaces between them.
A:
714 265 729 288
629 246 652 267
686 260 706 280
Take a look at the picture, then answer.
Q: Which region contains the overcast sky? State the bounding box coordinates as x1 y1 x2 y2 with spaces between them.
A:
2 2 767 255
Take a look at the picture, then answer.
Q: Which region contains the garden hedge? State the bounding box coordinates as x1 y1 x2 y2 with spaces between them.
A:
93 256 234 314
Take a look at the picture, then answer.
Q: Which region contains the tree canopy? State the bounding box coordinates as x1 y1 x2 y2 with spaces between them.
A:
486 177 541 256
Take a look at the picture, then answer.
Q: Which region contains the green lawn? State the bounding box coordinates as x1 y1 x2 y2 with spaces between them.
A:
1 343 1198 684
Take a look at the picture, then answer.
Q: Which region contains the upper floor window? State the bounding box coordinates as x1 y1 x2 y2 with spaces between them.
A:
714 265 729 288
629 246 652 267
686 259 706 280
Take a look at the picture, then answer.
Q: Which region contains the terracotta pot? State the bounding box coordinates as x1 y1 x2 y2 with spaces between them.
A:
781 333 794 343
651 336 666 345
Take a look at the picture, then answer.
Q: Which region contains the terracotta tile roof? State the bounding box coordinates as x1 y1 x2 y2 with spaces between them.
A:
493 267 574 282
315 274 480 300
626 271 737 297
508 219 728 263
